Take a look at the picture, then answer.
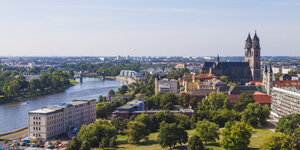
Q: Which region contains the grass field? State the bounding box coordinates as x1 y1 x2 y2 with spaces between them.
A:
92 128 273 150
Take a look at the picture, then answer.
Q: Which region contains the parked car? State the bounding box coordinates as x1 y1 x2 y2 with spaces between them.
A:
26 143 30 146
31 143 36 147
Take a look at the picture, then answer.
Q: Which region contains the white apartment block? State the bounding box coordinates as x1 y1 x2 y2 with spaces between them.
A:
271 87 300 119
155 78 178 95
28 99 96 140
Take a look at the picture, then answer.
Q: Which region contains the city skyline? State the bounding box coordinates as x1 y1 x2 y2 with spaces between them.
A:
1 0 300 56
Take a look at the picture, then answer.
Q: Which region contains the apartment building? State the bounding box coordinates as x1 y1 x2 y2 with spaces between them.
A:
28 99 96 140
155 78 178 95
271 87 300 119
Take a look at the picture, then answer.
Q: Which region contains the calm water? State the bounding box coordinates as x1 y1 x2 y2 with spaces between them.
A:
0 77 126 134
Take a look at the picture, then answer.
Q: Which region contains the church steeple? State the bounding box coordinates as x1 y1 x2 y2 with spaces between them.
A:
245 33 252 49
252 31 260 49
217 54 220 62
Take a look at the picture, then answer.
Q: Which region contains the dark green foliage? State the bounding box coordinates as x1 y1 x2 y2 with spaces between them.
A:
111 117 128 135
188 135 205 150
117 85 128 95
0 69 71 101
124 121 150 144
178 93 197 109
220 121 253 150
66 137 80 150
98 95 107 103
158 123 188 149
146 92 178 110
261 132 293 150
108 89 115 96
233 93 255 112
275 113 300 135
241 103 270 128
196 120 219 144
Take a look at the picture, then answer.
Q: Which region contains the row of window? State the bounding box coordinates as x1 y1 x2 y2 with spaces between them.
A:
33 127 41 131
33 122 41 125
33 117 41 120
33 133 41 137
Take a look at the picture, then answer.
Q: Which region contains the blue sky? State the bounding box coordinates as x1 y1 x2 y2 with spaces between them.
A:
0 0 300 56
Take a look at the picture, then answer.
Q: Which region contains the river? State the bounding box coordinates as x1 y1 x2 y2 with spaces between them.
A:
0 77 126 134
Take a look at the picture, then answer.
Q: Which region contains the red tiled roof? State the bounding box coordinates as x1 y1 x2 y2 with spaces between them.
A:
227 94 240 104
253 91 271 104
248 81 263 86
183 73 195 78
275 80 300 89
195 73 217 79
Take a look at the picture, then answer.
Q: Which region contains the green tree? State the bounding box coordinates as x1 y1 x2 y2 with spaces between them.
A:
233 93 255 112
124 121 150 144
178 93 197 108
261 132 293 150
111 117 128 135
157 123 188 149
220 76 229 83
117 85 128 94
288 70 297 76
134 113 152 132
275 113 300 135
196 120 219 144
241 103 270 127
79 140 91 150
66 137 81 150
160 92 178 110
188 135 205 150
220 121 253 150
293 128 300 150
108 89 115 96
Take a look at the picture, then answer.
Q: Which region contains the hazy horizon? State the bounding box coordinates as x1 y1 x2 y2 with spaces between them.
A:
1 0 300 56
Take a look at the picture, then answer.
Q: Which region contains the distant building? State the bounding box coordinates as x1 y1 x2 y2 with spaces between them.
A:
279 74 291 81
262 64 274 95
200 32 261 83
155 78 178 95
271 87 300 119
28 99 96 140
120 70 137 78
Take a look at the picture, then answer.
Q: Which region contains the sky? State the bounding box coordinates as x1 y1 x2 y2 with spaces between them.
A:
0 0 300 57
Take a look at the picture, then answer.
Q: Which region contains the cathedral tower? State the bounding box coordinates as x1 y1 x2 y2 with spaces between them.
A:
244 32 261 81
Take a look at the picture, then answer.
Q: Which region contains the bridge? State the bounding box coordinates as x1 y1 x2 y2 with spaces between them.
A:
73 71 106 82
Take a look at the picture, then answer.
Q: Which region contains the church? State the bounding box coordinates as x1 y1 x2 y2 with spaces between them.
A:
200 32 261 84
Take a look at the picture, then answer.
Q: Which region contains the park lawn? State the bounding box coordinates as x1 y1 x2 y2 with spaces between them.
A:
93 128 274 150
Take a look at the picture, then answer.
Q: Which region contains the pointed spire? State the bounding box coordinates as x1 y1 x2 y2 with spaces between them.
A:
246 33 252 41
268 65 273 73
245 33 252 49
217 54 220 62
264 64 268 73
253 30 259 41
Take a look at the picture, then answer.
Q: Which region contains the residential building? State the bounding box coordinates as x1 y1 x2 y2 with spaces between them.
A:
279 74 291 81
271 87 300 119
155 78 178 95
28 99 96 140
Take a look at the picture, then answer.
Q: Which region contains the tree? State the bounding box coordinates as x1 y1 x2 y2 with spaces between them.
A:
293 128 300 150
117 85 128 95
220 121 253 150
124 121 150 144
196 120 219 144
66 137 81 150
188 135 205 150
241 103 270 127
178 93 197 108
220 76 229 83
160 93 178 110
261 132 293 150
233 93 255 112
288 70 297 76
134 113 152 132
79 140 91 150
158 123 188 149
275 113 300 135
108 89 115 96
111 117 128 135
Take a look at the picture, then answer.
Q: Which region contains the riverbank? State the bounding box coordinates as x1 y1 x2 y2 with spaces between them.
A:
0 79 78 104
115 76 136 84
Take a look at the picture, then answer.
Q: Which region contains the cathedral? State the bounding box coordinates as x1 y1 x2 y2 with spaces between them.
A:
200 32 261 84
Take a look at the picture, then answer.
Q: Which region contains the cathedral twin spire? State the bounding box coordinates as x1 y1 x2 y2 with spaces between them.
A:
245 31 260 49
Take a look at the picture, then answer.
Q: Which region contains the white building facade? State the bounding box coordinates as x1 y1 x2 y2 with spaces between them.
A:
28 99 96 140
271 87 300 119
